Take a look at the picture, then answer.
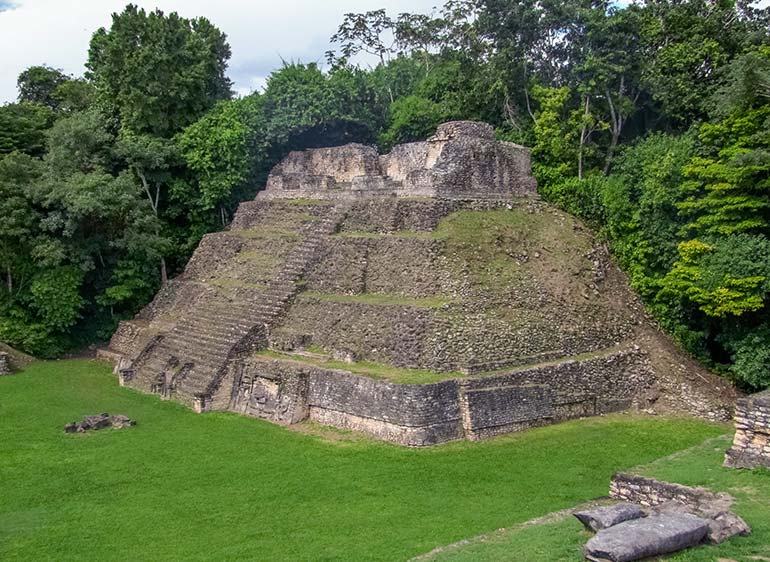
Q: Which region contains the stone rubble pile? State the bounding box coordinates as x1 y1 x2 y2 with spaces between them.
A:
576 474 750 561
64 413 136 433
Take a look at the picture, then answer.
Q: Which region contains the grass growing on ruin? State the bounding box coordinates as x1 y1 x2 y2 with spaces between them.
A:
256 349 464 383
299 291 453 309
434 208 591 295
0 359 728 561
333 230 437 239
423 436 770 561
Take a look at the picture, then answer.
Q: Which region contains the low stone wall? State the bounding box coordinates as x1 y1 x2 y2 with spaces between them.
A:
226 356 462 445
225 346 652 446
724 389 770 469
610 473 733 515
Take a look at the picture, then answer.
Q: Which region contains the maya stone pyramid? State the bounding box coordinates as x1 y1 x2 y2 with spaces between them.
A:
104 121 733 446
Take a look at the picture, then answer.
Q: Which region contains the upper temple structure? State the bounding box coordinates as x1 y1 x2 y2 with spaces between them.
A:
261 121 536 200
102 121 734 446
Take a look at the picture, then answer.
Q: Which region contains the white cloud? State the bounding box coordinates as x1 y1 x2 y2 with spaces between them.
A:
0 0 439 103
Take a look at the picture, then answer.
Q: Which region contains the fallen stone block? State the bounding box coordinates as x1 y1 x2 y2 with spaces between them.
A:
584 513 709 562
574 503 645 532
707 512 751 544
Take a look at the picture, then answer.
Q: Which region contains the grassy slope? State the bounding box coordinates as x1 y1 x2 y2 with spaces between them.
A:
0 360 727 561
426 437 770 561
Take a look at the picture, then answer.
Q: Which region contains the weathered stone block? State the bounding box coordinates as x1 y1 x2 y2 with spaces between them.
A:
584 513 710 562
574 503 645 532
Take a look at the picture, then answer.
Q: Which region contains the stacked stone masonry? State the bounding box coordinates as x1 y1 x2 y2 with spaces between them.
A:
225 347 653 446
105 121 733 446
724 389 770 469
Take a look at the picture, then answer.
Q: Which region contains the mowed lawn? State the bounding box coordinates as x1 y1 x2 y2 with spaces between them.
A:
0 360 727 561
427 436 770 561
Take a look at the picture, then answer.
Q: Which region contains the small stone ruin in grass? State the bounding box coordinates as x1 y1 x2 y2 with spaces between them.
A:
0 352 11 375
64 413 136 433
724 388 770 470
576 473 750 562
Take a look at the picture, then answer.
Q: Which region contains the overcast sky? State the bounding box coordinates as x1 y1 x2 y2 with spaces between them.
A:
2 1 769 104
0 0 439 103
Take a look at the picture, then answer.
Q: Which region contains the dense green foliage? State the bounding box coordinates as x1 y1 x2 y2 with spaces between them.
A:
0 359 725 560
0 1 768 388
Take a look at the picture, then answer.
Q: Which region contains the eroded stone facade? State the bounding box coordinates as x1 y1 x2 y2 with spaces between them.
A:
263 121 536 200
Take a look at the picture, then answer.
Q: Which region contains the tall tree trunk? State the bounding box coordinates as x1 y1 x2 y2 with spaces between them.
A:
135 167 168 285
603 76 634 176
578 93 591 181
524 87 536 122
6 266 11 295
603 86 621 175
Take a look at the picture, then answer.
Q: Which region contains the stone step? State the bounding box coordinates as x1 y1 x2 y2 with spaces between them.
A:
165 332 236 352
182 314 256 329
178 313 258 329
164 334 237 355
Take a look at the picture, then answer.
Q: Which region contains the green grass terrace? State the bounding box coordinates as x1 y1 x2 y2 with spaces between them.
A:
1 359 758 561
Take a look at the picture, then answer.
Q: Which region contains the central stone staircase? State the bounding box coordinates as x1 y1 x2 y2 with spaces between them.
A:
121 203 350 408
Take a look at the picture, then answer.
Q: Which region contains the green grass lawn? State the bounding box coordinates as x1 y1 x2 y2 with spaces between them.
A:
0 359 728 561
425 437 770 561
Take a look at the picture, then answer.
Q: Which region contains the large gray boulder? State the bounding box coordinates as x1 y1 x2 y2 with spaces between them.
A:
584 513 709 562
574 503 645 532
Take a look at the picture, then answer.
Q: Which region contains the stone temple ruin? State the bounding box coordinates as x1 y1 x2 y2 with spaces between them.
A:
103 121 733 446
724 389 770 469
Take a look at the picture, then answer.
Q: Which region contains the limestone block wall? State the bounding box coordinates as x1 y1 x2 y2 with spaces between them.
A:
226 346 653 446
0 352 10 375
259 121 536 201
724 389 770 469
228 357 310 424
307 370 463 446
267 143 380 188
458 347 654 440
610 473 730 512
